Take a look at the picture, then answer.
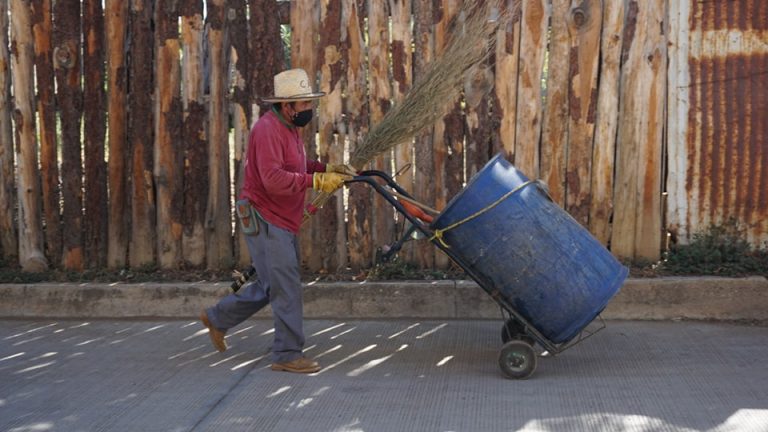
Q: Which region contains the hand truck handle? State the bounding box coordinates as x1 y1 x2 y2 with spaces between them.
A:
345 174 434 236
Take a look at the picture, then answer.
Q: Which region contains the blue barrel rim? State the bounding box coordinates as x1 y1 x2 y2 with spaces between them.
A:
430 153 515 230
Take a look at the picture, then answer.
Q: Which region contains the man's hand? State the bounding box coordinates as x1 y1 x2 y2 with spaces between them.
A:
313 172 351 193
326 163 358 177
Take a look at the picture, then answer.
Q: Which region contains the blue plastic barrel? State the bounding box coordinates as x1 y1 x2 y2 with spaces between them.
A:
430 154 628 344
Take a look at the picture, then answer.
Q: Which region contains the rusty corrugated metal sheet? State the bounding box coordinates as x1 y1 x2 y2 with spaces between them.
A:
670 0 768 246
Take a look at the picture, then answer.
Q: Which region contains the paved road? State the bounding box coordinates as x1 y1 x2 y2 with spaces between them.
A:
1 319 766 432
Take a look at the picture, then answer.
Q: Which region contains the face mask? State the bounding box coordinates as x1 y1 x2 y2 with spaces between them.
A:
291 109 313 127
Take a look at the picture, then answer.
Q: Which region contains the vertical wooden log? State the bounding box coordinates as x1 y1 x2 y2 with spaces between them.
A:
206 0 233 269
316 0 345 271
105 0 129 268
390 0 413 192
540 0 569 206
10 0 47 271
32 0 60 264
179 0 208 267
54 0 83 270
465 64 494 178
413 0 436 269
432 0 450 192
368 0 394 261
433 0 460 204
464 1 495 179
389 0 416 264
589 0 625 245
631 0 666 260
230 0 250 267
128 0 156 267
180 0 207 268
290 0 319 148
290 0 319 271
250 0 283 115
493 0 522 163
432 0 460 269
564 0 602 226
344 0 372 270
154 0 183 269
665 0 691 244
514 0 548 178
83 0 107 267
611 2 641 260
0 0 16 260
612 0 665 261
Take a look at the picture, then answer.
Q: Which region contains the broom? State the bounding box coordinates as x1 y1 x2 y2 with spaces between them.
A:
305 0 515 222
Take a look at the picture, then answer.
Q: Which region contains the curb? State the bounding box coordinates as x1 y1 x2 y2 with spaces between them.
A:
1 277 766 322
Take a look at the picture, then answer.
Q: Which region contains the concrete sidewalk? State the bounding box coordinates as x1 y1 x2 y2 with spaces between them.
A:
0 319 766 431
1 276 767 322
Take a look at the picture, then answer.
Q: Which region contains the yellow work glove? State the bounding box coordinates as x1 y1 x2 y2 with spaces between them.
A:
313 172 351 193
326 163 358 177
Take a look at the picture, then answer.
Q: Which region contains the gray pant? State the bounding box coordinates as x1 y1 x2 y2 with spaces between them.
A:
205 216 305 364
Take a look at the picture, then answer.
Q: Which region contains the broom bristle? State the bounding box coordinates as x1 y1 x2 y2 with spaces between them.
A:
350 0 512 168
307 0 516 221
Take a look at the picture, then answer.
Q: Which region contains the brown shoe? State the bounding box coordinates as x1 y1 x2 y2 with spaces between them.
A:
270 357 321 374
199 311 227 352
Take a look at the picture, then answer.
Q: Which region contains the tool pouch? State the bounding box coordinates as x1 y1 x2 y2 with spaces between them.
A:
235 199 259 235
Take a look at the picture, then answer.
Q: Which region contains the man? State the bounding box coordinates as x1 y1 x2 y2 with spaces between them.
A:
200 68 355 374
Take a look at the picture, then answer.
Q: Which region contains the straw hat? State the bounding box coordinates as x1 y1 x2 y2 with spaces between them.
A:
261 68 325 103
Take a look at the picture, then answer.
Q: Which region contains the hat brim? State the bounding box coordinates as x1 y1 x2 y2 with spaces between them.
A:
261 92 326 103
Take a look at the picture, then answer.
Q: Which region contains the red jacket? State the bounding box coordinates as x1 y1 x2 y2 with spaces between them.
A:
241 109 325 234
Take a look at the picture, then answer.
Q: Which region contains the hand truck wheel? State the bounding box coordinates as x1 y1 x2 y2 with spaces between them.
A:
498 340 537 379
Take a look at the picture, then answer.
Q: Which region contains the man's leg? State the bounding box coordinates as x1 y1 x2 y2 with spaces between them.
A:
202 218 270 349
266 225 319 373
261 224 306 364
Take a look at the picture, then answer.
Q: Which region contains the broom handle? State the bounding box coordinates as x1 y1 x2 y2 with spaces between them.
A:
302 182 439 226
388 190 440 215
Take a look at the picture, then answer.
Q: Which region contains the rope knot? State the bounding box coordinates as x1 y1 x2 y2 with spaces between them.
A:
430 229 451 249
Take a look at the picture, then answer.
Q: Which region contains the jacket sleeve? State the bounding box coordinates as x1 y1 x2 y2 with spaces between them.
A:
306 160 326 174
255 127 313 194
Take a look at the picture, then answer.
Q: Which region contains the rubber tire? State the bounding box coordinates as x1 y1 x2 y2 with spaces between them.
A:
501 318 535 346
498 340 537 379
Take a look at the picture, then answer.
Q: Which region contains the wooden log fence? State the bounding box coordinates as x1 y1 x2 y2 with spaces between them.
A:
32 0 60 266
343 0 371 270
1 0 764 274
154 0 183 269
230 0 251 268
10 0 47 272
54 0 84 270
205 0 233 270
412 0 436 269
317 0 345 271
127 0 155 269
83 0 108 268
105 0 129 269
612 0 666 260
179 0 208 268
0 0 17 261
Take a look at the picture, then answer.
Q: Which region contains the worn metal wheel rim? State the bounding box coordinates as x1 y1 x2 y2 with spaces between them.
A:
501 348 529 370
498 340 537 379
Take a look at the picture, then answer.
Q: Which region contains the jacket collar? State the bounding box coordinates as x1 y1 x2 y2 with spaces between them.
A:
272 106 296 129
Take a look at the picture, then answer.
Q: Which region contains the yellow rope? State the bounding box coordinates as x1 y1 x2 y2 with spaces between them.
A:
430 180 534 248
